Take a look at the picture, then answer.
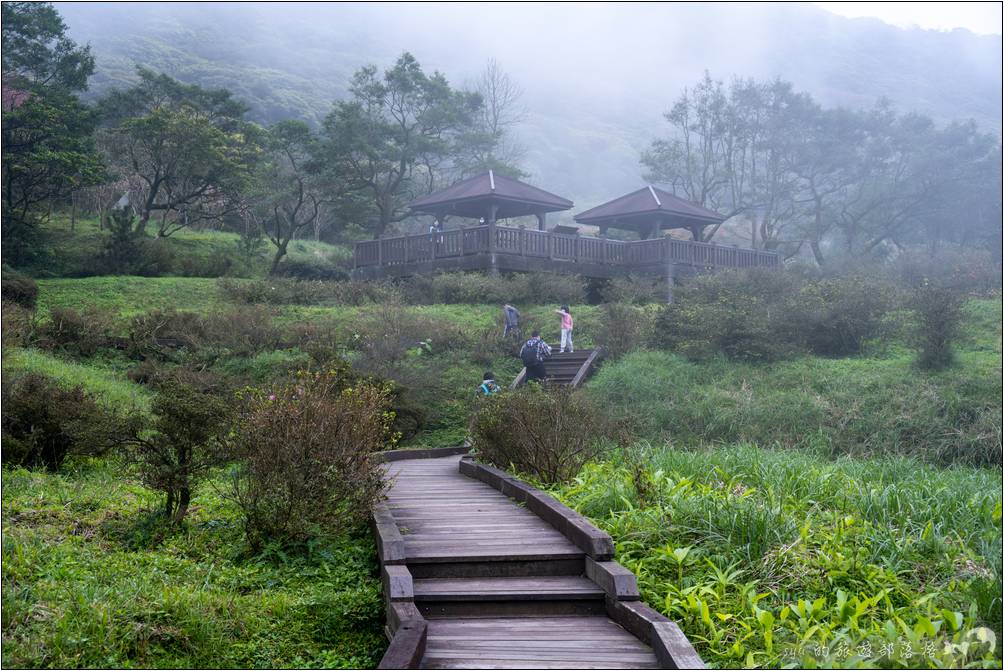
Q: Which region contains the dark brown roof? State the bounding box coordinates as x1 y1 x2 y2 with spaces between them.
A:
574 186 725 227
409 170 573 219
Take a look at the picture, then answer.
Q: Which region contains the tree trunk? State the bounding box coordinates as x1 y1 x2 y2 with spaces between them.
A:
165 490 175 519
810 238 826 266
270 241 289 275
173 486 191 524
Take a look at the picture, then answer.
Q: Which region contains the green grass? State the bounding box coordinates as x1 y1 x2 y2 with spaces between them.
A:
2 348 151 414
584 299 1001 467
19 215 352 280
551 443 1002 668
36 277 224 318
1 458 386 668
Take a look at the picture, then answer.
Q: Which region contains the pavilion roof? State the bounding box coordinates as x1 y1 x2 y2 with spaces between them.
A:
574 186 725 227
409 170 573 219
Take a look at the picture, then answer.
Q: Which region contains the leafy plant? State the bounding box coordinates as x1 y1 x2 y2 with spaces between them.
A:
121 380 230 523
223 371 396 551
469 385 608 484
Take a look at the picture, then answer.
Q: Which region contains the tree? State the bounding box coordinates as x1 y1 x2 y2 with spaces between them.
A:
320 52 482 238
97 69 259 236
1 1 104 264
451 59 527 180
244 120 334 273
123 381 229 524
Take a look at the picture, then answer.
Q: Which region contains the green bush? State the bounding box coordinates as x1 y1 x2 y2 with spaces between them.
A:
122 381 230 523
469 385 607 484
595 303 655 359
36 307 114 357
399 272 587 306
274 255 348 281
217 277 329 305
224 372 395 551
911 282 965 370
654 269 798 361
790 275 899 356
1 372 122 470
1 265 38 308
1 300 36 348
600 275 668 305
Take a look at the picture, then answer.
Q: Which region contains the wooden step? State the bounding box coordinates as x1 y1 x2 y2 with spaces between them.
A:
414 576 604 602
409 557 585 579
421 616 660 669
416 576 606 618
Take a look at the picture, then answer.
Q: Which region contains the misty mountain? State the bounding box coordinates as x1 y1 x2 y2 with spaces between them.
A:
56 2 1002 216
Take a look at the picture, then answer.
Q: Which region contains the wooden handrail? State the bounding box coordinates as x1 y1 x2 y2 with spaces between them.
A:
353 225 779 271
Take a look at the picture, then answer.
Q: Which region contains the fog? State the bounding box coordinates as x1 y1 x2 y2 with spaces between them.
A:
55 2 1003 207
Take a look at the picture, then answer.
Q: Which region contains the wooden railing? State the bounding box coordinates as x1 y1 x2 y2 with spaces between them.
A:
354 225 779 271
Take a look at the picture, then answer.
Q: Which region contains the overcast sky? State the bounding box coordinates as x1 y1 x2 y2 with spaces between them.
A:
815 2 1002 35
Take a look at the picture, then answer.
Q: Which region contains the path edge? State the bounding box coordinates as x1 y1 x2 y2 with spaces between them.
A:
458 455 705 669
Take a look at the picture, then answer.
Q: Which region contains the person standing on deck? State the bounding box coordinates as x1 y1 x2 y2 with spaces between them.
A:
502 303 521 340
519 330 551 385
554 305 574 353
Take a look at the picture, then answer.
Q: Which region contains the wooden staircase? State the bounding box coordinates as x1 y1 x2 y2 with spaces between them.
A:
510 349 603 390
378 455 671 669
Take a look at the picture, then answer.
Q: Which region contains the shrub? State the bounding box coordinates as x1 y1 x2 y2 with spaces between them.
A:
36 307 114 357
790 275 899 356
1 300 36 348
128 306 280 357
122 381 230 523
398 272 587 306
601 275 668 305
327 280 402 306
911 282 966 370
891 247 1002 296
1 373 120 470
348 307 468 364
217 278 329 306
224 372 395 551
469 385 607 484
1 266 38 308
653 269 798 362
596 303 655 359
274 256 348 281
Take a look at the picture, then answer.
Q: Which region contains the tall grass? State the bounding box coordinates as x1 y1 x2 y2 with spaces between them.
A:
585 300 1001 467
552 443 1002 668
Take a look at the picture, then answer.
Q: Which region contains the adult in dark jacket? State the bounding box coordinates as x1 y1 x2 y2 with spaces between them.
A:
519 330 551 384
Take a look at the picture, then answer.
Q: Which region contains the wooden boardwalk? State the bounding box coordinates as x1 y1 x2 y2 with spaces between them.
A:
376 455 701 669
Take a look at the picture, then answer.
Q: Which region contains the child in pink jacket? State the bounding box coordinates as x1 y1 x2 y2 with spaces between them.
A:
554 305 574 353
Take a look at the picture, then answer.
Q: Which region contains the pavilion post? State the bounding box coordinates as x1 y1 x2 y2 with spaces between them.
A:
536 211 547 231
488 203 499 276
665 261 676 305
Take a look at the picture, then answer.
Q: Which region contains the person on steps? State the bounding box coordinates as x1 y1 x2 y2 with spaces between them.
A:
502 303 521 340
478 372 501 396
554 305 574 353
519 330 551 385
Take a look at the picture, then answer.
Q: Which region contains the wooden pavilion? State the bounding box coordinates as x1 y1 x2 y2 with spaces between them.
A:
353 177 778 282
574 185 725 240
409 170 573 231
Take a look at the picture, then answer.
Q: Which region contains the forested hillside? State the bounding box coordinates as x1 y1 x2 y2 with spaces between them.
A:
55 2 1002 207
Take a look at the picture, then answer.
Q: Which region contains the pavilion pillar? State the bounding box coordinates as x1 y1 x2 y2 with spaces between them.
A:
488 203 499 276
599 225 608 238
690 225 703 242
650 217 663 240
665 262 676 305
536 211 547 231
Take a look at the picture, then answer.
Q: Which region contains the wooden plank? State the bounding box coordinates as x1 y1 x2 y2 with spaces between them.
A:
651 621 706 669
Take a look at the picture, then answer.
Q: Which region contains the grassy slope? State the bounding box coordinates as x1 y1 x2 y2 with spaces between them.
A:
1 459 385 668
584 299 1002 466
20 216 352 280
4 275 1000 668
